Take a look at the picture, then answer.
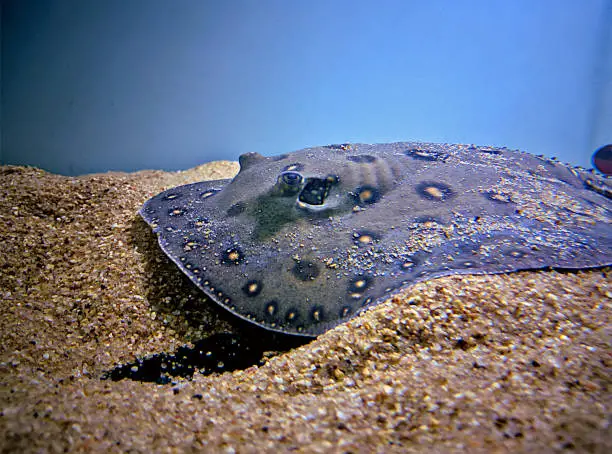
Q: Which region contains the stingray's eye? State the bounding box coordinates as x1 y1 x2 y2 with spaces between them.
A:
281 171 303 186
277 171 304 196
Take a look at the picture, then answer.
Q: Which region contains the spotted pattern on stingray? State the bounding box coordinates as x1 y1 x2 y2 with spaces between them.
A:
221 247 243 265
348 275 373 296
416 181 454 201
468 145 504 155
139 142 612 336
242 280 262 297
353 185 381 205
353 230 380 247
168 207 188 217
403 147 449 162
484 191 513 204
200 189 220 199
162 192 182 201
282 163 304 172
264 301 278 317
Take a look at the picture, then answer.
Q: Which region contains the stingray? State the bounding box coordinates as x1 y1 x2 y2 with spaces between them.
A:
138 142 611 338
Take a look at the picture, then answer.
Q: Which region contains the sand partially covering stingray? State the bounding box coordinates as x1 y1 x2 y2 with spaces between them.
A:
0 162 610 453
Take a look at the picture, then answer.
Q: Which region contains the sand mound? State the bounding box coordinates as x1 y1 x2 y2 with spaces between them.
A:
0 163 609 453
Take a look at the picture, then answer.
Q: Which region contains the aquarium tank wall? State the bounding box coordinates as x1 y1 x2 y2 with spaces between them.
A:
1 0 611 175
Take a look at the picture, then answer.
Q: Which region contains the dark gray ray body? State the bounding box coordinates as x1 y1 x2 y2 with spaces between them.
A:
140 142 612 336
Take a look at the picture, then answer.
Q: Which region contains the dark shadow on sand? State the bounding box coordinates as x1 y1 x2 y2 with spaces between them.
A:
102 217 310 383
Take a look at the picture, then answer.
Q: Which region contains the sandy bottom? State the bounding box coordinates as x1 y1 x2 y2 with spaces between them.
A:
0 163 610 453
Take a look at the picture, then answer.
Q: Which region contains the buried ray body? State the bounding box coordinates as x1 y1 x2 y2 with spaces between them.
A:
140 142 612 338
